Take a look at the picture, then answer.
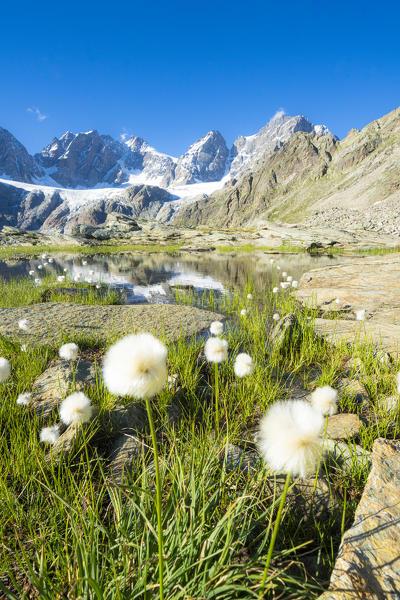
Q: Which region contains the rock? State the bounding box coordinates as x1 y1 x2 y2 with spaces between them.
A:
265 474 338 519
319 438 400 599
344 357 364 375
220 443 259 474
375 394 400 414
326 413 361 440
324 439 371 471
0 303 224 345
108 433 144 484
166 387 187 426
31 359 98 419
270 313 302 352
337 378 370 405
108 403 147 433
46 418 97 458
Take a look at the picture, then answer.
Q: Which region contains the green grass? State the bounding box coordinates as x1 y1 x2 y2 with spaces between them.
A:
215 244 306 253
0 243 183 260
0 271 398 598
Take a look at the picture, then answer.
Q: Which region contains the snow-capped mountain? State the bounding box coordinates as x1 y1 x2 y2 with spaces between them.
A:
0 127 43 182
0 113 334 231
228 113 333 178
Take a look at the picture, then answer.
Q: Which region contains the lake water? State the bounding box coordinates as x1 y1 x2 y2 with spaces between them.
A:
0 251 356 306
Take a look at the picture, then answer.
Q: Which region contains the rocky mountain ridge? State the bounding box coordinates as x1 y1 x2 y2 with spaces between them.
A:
0 113 331 189
176 107 400 230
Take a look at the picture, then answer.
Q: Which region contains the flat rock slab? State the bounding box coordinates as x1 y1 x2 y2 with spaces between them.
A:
313 318 400 356
296 254 400 319
327 414 361 440
319 438 400 599
32 359 98 419
0 302 223 345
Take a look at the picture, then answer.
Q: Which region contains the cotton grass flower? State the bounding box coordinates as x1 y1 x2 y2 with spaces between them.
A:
103 332 168 592
96 284 101 289
60 392 93 425
234 353 254 377
57 275 65 282
247 293 253 300
272 313 280 321
258 400 325 594
18 319 29 331
204 337 228 364
102 333 168 399
282 272 287 277
48 258 54 263
277 266 281 270
355 309 366 321
291 280 298 288
34 278 41 285
240 309 247 316
280 282 290 289
63 268 68 272
82 260 88 266
269 259 274 264
286 276 293 282
37 265 43 270
28 270 35 276
16 392 32 406
310 385 338 416
41 253 47 259
258 400 324 478
59 343 79 361
210 321 224 336
0 357 11 383
335 298 340 304
40 424 60 444
272 287 279 293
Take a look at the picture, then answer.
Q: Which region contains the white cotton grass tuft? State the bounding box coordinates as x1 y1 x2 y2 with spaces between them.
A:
210 321 224 336
60 392 93 425
234 353 254 377
41 253 47 259
21 344 28 352
280 282 290 289
282 272 287 277
276 266 281 270
310 385 338 416
18 319 29 331
96 284 101 289
286 276 293 282
292 280 298 288
29 270 35 276
272 313 280 321
16 392 32 406
34 278 41 285
48 258 54 263
240 309 247 316
258 400 324 477
204 337 228 364
102 333 168 399
272 287 279 293
270 259 274 264
37 265 43 270
63 268 68 272
247 293 253 300
40 424 60 444
59 343 79 361
355 309 366 321
82 260 88 266
57 275 66 282
335 298 341 304
0 357 11 383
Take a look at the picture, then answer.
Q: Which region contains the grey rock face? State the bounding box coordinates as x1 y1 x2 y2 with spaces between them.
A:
174 130 229 184
36 130 127 188
319 438 400 599
0 127 43 182
70 212 141 239
270 313 302 352
229 114 332 178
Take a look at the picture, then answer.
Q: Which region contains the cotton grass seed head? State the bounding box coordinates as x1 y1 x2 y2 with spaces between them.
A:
210 321 224 336
59 343 79 361
18 319 29 331
272 313 280 321
292 280 298 288
82 260 88 266
37 265 43 270
48 258 54 263
0 357 11 383
34 278 41 285
57 275 65 282
282 272 287 277
102 333 168 399
40 424 60 444
240 309 247 316
247 293 253 300
258 400 324 478
234 353 254 377
287 276 293 282
29 270 35 276
310 385 338 416
272 287 279 293
204 337 228 364
355 309 366 321
270 259 274 264
16 392 32 406
60 392 93 425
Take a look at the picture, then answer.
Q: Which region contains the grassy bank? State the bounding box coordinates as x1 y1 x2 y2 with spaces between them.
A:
0 243 184 260
0 273 398 598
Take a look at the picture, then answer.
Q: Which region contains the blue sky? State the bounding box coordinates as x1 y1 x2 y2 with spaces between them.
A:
1 0 399 156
